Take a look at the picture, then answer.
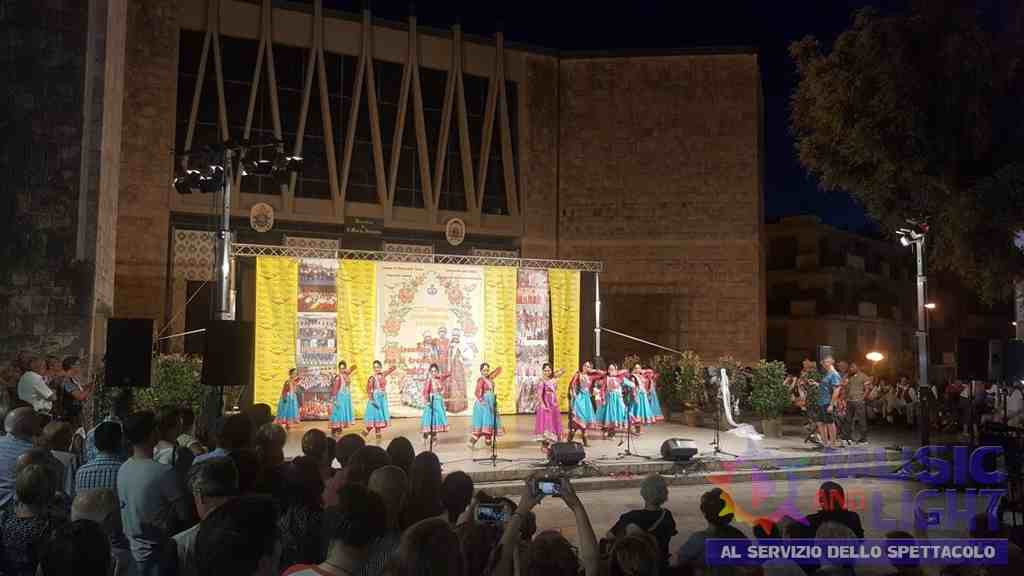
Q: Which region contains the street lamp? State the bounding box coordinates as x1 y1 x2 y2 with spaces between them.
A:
896 220 931 448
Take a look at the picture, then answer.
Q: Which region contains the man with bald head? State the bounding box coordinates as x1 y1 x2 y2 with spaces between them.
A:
364 465 408 576
0 407 39 506
73 488 135 576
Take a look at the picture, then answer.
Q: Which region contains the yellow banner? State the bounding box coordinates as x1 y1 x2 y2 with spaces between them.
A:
337 260 377 417
483 267 518 414
549 269 581 411
254 257 299 413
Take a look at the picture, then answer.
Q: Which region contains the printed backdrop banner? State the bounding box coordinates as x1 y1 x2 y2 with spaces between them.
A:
549 269 581 411
515 269 550 413
295 258 339 419
483 267 518 414
254 257 298 414
337 260 377 418
376 262 485 417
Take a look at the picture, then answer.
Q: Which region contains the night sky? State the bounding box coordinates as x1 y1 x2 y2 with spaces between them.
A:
323 0 913 232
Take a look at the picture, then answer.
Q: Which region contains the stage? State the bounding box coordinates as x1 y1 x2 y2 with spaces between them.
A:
282 415 914 495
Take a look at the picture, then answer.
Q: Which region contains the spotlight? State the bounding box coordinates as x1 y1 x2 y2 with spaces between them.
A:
172 168 202 194
899 235 912 247
242 159 275 177
198 165 224 194
272 151 303 174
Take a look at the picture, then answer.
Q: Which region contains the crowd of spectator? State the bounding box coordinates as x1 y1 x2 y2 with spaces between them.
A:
0 381 1019 576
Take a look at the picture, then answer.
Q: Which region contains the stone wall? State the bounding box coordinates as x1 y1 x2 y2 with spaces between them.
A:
113 0 178 321
0 2 89 364
518 54 559 259
557 54 764 363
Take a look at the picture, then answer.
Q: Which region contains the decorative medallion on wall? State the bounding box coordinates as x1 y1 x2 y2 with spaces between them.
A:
250 203 275 233
445 218 466 247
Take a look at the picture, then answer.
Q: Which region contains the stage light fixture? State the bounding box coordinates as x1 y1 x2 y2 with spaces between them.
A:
242 159 275 177
172 168 202 194
198 165 225 194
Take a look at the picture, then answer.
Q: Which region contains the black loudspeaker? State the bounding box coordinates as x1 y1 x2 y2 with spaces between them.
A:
105 318 154 387
1005 340 1024 383
958 338 988 381
661 438 698 462
548 442 586 467
201 320 254 387
817 345 834 365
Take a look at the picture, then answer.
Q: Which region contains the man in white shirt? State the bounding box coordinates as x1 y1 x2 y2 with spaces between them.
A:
17 355 54 414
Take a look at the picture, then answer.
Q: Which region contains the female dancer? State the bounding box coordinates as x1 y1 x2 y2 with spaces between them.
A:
329 361 357 435
647 367 664 422
469 363 503 448
421 363 450 448
568 360 603 446
363 360 395 442
275 369 301 429
534 363 565 453
629 363 657 433
601 363 631 439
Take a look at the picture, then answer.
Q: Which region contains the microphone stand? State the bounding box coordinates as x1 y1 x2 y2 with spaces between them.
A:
473 379 514 466
428 379 437 454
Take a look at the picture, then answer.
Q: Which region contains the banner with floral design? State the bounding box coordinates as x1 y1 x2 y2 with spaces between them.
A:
376 262 485 418
515 269 550 413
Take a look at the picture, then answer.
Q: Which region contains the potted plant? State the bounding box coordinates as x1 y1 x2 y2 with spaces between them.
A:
749 359 789 438
652 355 679 419
677 351 704 427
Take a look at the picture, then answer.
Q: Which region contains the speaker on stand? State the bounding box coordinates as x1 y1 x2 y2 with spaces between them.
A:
201 320 255 431
105 319 154 388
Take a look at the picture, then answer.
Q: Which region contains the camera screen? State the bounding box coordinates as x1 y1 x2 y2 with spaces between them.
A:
476 504 506 524
537 480 560 496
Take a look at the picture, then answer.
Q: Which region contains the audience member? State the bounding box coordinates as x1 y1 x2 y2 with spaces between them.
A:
76 420 124 493
177 408 206 455
401 451 445 529
753 518 781 540
284 483 387 575
38 518 110 576
174 458 239 576
336 433 366 468
72 488 134 576
326 444 392 508
384 517 465 576
14 448 70 520
0 407 39 506
155 406 195 486
229 448 262 494
676 488 750 568
16 355 53 416
815 521 857 576
0 464 61 576
453 493 505 576
56 356 92 428
302 428 333 484
40 420 78 496
882 530 923 576
495 476 600 576
84 389 132 463
245 403 274 431
118 410 191 575
441 470 474 524
195 495 281 576
278 455 326 570
606 531 661 576
364 465 409 576
255 422 288 498
193 412 252 466
385 436 415 476
608 473 677 570
805 481 864 539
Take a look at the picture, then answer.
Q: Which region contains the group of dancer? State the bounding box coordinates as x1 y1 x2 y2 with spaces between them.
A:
275 357 664 453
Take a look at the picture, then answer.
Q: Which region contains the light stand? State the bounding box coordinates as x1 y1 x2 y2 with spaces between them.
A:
898 223 931 448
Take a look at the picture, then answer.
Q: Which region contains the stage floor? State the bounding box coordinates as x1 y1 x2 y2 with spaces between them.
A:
282 414 917 488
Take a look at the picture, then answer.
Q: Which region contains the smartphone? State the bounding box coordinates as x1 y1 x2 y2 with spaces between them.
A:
476 503 507 525
535 478 561 497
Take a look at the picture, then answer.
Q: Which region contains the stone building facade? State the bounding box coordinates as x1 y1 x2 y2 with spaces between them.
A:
2 0 765 380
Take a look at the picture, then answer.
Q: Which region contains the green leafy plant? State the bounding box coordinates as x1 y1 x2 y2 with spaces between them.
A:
134 355 206 413
651 354 681 414
749 359 790 419
677 351 704 410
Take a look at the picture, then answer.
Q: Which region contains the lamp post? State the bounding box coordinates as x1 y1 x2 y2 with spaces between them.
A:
898 223 930 448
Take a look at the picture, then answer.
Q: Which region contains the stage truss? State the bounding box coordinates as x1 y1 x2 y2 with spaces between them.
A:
231 243 604 272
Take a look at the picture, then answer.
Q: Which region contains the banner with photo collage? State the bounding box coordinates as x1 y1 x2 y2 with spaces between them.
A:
514 269 550 413
295 258 339 419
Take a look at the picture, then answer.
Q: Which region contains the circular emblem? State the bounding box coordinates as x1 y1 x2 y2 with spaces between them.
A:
250 203 274 233
445 218 466 246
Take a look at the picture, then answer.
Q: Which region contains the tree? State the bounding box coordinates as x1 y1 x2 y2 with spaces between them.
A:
789 2 1024 303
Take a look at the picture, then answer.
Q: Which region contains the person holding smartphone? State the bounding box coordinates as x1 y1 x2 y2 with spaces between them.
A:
491 475 600 576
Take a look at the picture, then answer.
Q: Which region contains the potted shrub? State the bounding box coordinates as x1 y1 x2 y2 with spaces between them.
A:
677 351 704 427
652 355 679 419
749 359 789 438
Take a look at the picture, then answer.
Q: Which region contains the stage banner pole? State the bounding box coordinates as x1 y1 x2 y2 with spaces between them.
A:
549 269 581 412
484 267 518 414
254 256 299 414
337 260 377 418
